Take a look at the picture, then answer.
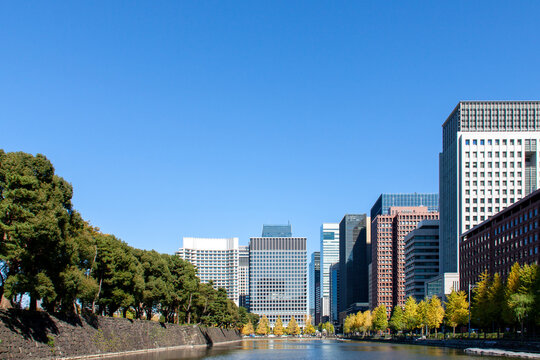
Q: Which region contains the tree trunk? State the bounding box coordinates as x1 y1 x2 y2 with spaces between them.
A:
92 277 103 314
29 296 37 311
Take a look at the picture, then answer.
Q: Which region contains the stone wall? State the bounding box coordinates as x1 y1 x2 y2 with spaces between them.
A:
0 309 240 359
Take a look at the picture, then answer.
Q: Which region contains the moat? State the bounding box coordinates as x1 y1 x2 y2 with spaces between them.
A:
112 339 512 360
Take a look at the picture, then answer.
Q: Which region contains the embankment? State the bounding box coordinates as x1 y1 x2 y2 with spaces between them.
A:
0 309 240 359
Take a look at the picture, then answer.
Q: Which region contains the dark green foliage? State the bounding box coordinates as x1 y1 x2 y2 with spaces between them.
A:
0 151 252 328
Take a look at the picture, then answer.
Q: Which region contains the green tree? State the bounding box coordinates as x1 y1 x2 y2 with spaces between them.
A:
471 270 491 334
427 296 445 337
372 305 388 334
322 322 334 335
487 273 505 334
256 315 270 335
403 296 418 335
286 315 301 336
508 293 534 338
444 290 469 335
389 306 405 334
504 263 522 324
417 299 428 336
273 316 284 336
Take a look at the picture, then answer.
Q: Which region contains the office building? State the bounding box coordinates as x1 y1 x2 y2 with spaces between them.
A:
329 262 340 325
238 245 250 309
339 214 371 315
440 101 540 275
249 236 307 326
320 223 339 321
371 207 439 310
262 224 292 237
460 187 540 290
371 193 439 218
309 252 321 325
404 220 440 301
177 237 239 305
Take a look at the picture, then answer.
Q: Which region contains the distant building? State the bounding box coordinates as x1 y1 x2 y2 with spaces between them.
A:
329 262 340 325
404 220 440 301
371 193 438 219
339 214 371 314
371 207 439 310
439 101 540 276
249 235 307 326
238 245 250 309
262 224 292 237
425 272 459 300
320 223 339 321
177 237 239 305
309 252 321 325
460 187 540 290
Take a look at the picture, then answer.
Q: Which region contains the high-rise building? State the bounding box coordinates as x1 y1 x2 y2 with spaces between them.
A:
262 224 292 237
371 193 439 219
238 245 250 309
320 223 339 321
460 187 540 290
177 237 239 305
329 262 340 325
338 214 371 315
248 236 307 326
404 220 440 301
440 101 540 275
371 207 439 310
309 252 321 325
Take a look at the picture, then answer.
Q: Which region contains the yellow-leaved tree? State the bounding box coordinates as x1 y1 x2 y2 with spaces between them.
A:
273 316 284 336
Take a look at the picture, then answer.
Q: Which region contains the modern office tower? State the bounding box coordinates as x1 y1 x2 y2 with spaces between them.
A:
329 262 340 325
460 187 540 290
440 101 540 275
309 252 321 325
249 236 307 327
262 224 292 237
338 214 371 315
238 245 250 309
371 207 439 310
320 223 339 321
177 237 239 305
404 220 440 301
371 193 439 218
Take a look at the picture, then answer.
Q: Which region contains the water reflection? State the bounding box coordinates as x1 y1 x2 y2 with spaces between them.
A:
110 339 512 360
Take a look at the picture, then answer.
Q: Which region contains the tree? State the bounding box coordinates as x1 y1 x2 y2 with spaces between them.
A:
487 273 505 335
427 296 445 337
361 310 372 337
354 311 364 334
344 313 355 335
389 306 405 334
504 263 522 324
417 299 428 336
322 322 334 335
304 315 316 335
241 321 254 335
286 316 301 336
273 316 285 336
471 271 491 334
403 296 418 335
445 290 469 335
256 315 270 335
508 293 534 338
372 305 388 334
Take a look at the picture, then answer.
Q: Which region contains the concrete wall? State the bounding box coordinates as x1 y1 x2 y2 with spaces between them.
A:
0 309 240 359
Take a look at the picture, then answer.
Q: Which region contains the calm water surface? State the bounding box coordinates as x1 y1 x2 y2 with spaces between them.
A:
113 339 511 360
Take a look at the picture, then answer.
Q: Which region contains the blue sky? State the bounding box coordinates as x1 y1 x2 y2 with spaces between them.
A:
2 1 540 257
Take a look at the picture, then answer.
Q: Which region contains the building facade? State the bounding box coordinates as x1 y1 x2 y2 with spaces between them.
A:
404 220 440 301
176 237 239 305
262 224 292 237
248 236 307 326
238 245 250 309
309 252 321 325
371 193 439 218
320 223 339 321
440 101 540 275
338 214 371 314
460 187 540 290
329 262 340 325
371 207 439 310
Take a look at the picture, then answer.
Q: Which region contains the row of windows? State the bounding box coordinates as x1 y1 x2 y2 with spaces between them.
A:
465 162 524 170
465 139 523 146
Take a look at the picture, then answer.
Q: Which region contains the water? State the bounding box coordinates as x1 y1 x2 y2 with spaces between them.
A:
112 339 511 360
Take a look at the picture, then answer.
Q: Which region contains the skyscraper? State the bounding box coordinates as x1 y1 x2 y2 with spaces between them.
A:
238 245 250 309
371 193 439 218
262 224 292 237
329 262 340 325
338 214 371 315
249 235 307 326
176 237 239 305
439 101 540 274
320 223 339 321
309 252 321 325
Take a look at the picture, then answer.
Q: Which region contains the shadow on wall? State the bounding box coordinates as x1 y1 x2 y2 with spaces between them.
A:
0 309 59 344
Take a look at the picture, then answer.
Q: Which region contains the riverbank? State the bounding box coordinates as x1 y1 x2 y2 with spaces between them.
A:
0 309 240 359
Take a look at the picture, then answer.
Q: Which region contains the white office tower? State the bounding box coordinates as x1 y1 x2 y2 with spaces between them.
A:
320 223 339 320
177 237 239 305
439 101 540 275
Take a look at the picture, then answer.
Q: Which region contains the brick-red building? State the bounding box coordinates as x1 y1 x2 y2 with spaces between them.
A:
460 188 540 290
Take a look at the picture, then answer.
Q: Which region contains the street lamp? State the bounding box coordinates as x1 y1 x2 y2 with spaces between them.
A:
468 283 477 337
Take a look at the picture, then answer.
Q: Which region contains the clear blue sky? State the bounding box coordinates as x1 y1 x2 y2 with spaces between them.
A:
2 1 540 257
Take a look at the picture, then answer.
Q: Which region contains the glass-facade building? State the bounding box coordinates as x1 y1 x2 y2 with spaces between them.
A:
309 252 321 325
371 193 439 218
262 224 292 237
329 262 340 324
320 223 339 320
249 237 307 326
